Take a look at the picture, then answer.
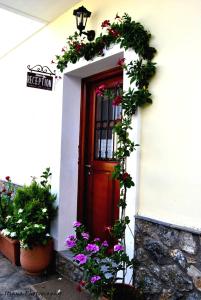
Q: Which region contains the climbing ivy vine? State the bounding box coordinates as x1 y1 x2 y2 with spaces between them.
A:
54 12 156 270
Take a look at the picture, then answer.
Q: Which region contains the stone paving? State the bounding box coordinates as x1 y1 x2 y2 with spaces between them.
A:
0 252 58 300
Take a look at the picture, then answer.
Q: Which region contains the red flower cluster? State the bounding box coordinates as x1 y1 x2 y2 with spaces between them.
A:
95 84 106 96
112 95 122 106
104 226 112 233
108 28 119 38
122 172 130 181
73 42 84 53
117 58 125 67
101 20 110 28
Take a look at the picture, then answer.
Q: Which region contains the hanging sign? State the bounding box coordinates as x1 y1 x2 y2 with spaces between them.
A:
26 65 56 91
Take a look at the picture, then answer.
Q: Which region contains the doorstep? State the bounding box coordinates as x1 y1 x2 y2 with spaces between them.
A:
31 277 92 300
55 250 83 282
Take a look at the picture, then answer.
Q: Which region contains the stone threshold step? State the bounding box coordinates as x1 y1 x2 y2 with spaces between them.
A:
31 277 92 300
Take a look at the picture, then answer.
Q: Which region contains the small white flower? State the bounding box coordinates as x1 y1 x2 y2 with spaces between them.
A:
10 232 16 238
34 224 39 228
17 219 22 224
2 229 10 236
18 209 23 213
6 215 11 220
58 277 62 281
46 233 50 237
42 208 47 213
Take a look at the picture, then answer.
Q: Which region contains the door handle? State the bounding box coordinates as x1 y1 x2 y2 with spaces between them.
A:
85 164 92 175
85 164 91 168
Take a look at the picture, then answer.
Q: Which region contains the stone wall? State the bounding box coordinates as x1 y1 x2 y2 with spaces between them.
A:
134 218 201 299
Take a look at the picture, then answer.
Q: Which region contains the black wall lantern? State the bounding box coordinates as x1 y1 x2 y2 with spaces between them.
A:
73 6 95 41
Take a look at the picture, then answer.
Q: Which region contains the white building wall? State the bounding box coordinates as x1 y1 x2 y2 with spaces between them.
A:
0 0 201 250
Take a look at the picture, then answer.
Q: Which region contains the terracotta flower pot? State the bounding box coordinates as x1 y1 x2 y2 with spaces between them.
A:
20 239 53 275
0 232 20 265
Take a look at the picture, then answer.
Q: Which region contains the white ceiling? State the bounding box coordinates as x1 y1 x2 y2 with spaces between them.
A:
0 0 80 59
0 0 80 22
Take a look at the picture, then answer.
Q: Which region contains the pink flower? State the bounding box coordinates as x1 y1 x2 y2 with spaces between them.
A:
74 254 87 265
114 244 124 252
66 239 76 248
94 238 100 242
90 275 101 283
112 95 122 106
81 232 89 240
117 58 125 67
73 221 82 227
108 28 119 37
101 20 110 28
95 84 106 96
104 226 112 233
67 234 76 240
86 243 100 253
102 240 109 247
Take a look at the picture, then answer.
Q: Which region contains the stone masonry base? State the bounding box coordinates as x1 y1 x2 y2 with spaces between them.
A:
134 218 201 299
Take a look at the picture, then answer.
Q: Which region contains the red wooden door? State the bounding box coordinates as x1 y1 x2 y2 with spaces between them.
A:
78 68 122 241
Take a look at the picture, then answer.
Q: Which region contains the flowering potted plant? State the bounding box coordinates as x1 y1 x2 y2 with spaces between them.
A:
12 168 57 274
0 176 20 265
65 221 143 300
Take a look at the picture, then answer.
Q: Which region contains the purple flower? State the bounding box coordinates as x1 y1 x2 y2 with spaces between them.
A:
86 243 100 253
114 244 124 252
81 232 89 240
94 238 100 242
73 221 81 227
74 254 87 265
90 275 101 284
67 234 76 240
66 239 76 248
102 240 109 247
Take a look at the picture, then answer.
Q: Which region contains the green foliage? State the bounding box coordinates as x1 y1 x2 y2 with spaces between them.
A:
0 177 16 230
57 12 157 299
127 60 156 88
66 223 133 299
12 168 57 249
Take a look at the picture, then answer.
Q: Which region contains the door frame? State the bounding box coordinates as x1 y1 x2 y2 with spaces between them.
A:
77 66 123 222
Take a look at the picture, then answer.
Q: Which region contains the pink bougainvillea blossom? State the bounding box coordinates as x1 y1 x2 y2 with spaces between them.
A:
112 95 122 106
101 20 110 28
117 58 125 67
108 28 119 37
95 84 106 96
